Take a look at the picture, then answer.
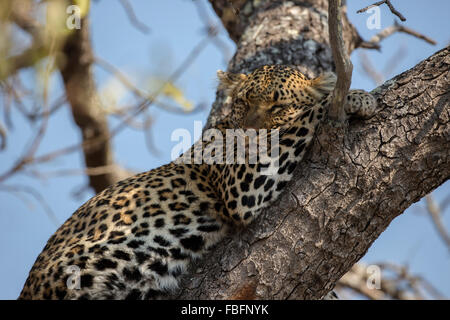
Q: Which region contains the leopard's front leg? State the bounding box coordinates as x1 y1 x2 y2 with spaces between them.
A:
343 89 378 119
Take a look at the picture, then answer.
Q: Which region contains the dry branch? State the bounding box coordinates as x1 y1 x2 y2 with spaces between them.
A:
328 0 352 122
58 17 130 193
29 33 212 167
118 0 150 34
3 0 130 193
95 57 206 115
0 0 46 80
357 0 406 22
0 33 212 180
367 21 436 47
0 121 6 150
0 184 59 226
0 86 50 182
336 262 445 300
358 45 408 86
358 51 384 85
425 195 450 250
2 0 220 196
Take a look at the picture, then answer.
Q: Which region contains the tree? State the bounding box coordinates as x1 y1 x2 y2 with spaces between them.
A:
0 0 448 299
171 0 449 300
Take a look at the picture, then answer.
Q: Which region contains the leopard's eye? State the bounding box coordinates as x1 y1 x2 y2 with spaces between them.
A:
273 91 279 101
269 104 283 113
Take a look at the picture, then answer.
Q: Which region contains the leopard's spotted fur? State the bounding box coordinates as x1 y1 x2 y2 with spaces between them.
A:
19 65 376 299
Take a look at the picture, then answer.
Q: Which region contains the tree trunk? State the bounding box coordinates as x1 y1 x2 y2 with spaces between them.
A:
172 0 449 299
59 18 129 194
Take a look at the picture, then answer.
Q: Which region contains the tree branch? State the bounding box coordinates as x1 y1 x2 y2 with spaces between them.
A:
0 0 47 80
118 0 151 34
58 17 130 193
336 262 445 300
173 0 449 300
357 0 406 22
3 0 130 193
365 21 437 48
425 195 450 250
328 0 352 122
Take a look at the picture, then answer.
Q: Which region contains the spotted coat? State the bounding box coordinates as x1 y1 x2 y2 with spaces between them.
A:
19 65 377 299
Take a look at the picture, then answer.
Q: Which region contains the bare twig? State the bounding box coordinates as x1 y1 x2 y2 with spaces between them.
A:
27 164 133 179
8 0 41 34
70 183 91 200
143 115 162 157
356 2 435 53
0 45 48 80
35 36 211 163
382 45 407 76
118 0 151 34
357 0 406 22
425 194 450 250
358 45 408 86
328 0 352 122
95 56 148 99
394 24 437 46
0 121 6 150
152 101 207 115
2 80 32 122
369 21 436 46
358 41 381 50
337 263 387 300
0 33 211 184
358 51 384 86
441 193 450 212
0 79 51 182
194 0 216 28
337 262 446 300
418 274 448 299
193 0 232 64
0 184 59 226
27 95 67 121
95 56 206 116
3 0 213 187
1 0 48 80
377 262 446 299
4 3 128 193
103 34 210 137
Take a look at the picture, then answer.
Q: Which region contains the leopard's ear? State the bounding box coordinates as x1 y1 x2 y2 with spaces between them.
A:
217 70 247 96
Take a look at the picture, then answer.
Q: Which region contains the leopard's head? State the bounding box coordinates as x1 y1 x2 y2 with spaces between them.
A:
218 65 331 129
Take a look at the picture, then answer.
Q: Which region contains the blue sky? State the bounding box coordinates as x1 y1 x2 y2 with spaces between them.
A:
0 0 449 299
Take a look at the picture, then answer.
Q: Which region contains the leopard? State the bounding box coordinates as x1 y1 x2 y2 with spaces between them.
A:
19 65 377 300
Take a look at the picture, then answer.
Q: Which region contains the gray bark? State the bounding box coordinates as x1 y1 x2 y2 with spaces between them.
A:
173 0 449 299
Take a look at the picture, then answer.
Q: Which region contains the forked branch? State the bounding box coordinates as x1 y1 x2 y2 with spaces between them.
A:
357 0 406 22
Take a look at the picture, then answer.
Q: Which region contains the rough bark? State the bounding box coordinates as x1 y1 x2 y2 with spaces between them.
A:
173 0 449 299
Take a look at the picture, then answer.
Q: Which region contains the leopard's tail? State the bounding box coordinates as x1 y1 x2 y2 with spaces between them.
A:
307 72 337 100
